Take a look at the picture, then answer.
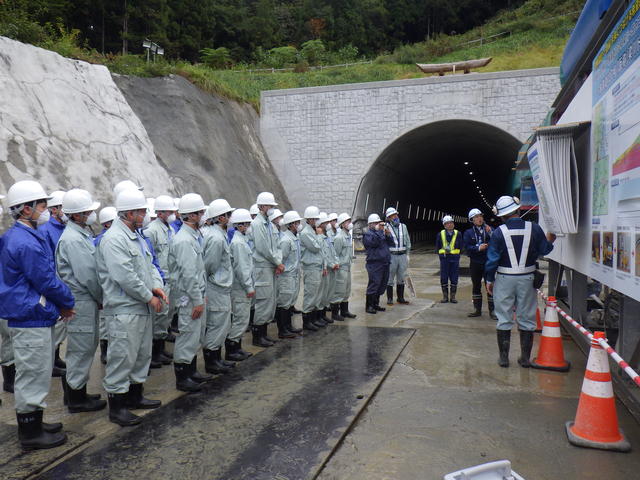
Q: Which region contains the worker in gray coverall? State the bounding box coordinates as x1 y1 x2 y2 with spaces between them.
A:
55 189 106 413
299 206 327 331
276 210 304 338
333 213 357 319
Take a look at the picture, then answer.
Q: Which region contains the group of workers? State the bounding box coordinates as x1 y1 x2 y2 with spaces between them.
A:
0 179 357 451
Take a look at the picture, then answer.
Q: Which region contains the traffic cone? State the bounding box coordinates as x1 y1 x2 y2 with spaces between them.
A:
531 296 570 372
565 331 631 452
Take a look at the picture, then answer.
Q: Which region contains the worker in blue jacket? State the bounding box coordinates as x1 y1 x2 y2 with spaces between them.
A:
463 208 495 318
0 180 75 450
363 214 394 314
436 215 463 304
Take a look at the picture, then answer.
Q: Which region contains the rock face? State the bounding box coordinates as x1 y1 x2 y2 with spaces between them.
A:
0 36 288 229
113 74 289 209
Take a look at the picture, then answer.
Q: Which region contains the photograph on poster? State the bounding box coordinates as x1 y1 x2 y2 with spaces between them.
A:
592 231 601 263
617 231 632 273
603 232 614 267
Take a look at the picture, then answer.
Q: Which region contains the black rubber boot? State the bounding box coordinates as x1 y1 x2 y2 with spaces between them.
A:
277 308 296 338
43 421 63 433
216 348 236 368
468 298 482 317
331 303 344 321
174 362 202 393
303 312 319 331
497 330 511 368
287 307 303 333
262 323 278 343
203 349 233 374
126 382 161 409
366 295 377 314
386 285 394 305
397 284 409 304
237 338 253 359
2 364 15 393
159 339 173 361
191 356 215 382
108 393 142 426
440 285 449 303
66 382 107 413
150 340 163 369
312 310 327 327
225 339 247 361
374 296 386 312
517 330 534 368
247 308 255 332
450 285 458 304
17 410 67 450
100 340 108 365
340 302 357 318
52 346 66 377
252 325 273 347
61 375 101 406
320 307 333 323
488 297 497 320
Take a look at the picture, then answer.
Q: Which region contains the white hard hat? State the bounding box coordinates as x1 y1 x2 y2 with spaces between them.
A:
268 208 283 222
385 207 398 218
208 198 235 218
303 206 320 219
178 193 206 214
230 208 252 225
493 196 520 217
318 212 329 224
442 215 454 224
283 210 302 225
256 191 277 206
116 189 147 212
368 213 382 224
48 190 66 207
327 212 338 222
113 180 143 197
99 206 117 224
155 195 176 211
468 208 483 220
7 180 52 208
249 204 259 215
337 213 351 226
62 189 100 214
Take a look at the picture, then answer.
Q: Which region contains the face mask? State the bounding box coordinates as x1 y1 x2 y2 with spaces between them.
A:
198 216 206 227
142 212 151 228
267 208 275 217
86 211 97 226
36 208 50 226
326 224 333 232
348 223 353 231
296 224 303 233
247 225 253 235
278 219 285 229
393 217 400 225
60 213 69 224
167 214 176 224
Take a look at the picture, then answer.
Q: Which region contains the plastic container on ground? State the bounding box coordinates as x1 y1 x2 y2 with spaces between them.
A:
443 460 526 480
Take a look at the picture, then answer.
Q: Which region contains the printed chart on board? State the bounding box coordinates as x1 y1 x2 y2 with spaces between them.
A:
590 0 640 301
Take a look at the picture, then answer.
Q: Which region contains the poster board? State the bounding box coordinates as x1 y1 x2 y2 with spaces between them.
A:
590 0 640 300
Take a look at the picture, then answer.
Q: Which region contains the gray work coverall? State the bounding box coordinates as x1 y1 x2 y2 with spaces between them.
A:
229 230 255 342
251 213 282 326
299 224 324 314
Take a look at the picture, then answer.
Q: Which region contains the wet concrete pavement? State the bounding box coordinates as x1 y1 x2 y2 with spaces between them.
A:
1 252 639 479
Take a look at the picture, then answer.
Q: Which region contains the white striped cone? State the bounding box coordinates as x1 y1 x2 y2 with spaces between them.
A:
531 297 570 372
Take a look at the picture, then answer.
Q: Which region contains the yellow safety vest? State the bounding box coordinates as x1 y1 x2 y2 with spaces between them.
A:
439 229 460 255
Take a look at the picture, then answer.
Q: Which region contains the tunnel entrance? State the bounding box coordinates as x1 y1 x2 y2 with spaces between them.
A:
353 119 521 243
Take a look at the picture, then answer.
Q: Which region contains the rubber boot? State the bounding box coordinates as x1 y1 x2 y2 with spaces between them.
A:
262 323 278 343
225 339 247 361
247 308 255 332
17 410 67 450
366 295 377 314
66 381 107 413
386 285 394 305
203 349 233 374
252 325 273 347
43 421 63 433
374 296 386 312
467 298 482 317
159 339 173 361
312 310 327 328
449 285 458 304
517 330 534 368
170 313 179 335
287 307 303 333
488 297 497 320
2 364 15 393
152 339 171 366
320 307 333 323
126 382 161 409
191 356 215 382
340 302 357 318
100 340 108 365
217 348 236 368
237 338 253 359
440 285 449 303
331 303 344 321
497 330 511 368
174 362 202 393
397 284 410 304
303 312 319 331
52 346 66 377
277 308 296 338
108 393 142 426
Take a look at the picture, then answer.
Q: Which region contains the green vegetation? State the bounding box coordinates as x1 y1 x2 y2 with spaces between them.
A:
0 0 583 110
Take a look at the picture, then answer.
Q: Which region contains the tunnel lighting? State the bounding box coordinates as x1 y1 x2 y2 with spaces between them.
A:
469 171 473 175
464 161 469 165
473 179 476 182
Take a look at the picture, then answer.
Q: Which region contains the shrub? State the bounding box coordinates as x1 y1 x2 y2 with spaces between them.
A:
300 39 326 65
199 47 232 69
266 46 298 68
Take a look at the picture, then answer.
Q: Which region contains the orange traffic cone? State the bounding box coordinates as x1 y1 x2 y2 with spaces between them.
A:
565 331 631 452
531 296 570 372
535 306 542 333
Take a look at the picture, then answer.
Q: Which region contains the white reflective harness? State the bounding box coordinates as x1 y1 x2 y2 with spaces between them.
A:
497 222 535 274
389 224 406 253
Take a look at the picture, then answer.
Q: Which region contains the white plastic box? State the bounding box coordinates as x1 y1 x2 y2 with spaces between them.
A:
443 460 525 480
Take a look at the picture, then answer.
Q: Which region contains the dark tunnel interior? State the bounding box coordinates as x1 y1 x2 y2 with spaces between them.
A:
353 120 521 243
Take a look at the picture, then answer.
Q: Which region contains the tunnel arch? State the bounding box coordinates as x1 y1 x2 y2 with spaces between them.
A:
353 119 521 236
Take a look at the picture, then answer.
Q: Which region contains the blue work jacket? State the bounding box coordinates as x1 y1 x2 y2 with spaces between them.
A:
363 228 393 264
